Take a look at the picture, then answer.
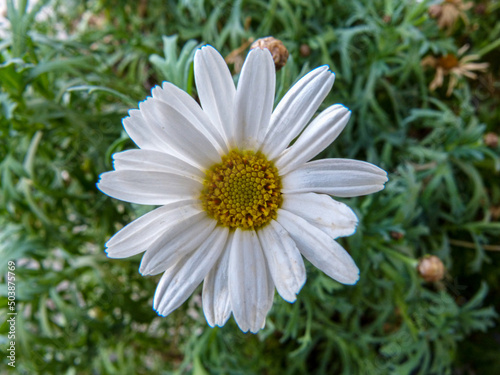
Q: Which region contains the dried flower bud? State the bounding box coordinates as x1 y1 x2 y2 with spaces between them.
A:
300 43 311 57
390 231 404 240
484 132 499 148
490 205 500 220
417 255 445 282
251 36 289 70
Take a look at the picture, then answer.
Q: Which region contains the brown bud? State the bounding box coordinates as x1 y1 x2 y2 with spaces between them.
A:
299 43 311 57
251 36 289 71
417 255 445 282
390 231 404 240
484 132 499 148
490 205 500 220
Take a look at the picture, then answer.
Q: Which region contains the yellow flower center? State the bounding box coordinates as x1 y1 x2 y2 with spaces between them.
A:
201 150 282 229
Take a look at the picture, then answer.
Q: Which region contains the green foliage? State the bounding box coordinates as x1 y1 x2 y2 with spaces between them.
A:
149 35 199 94
1 0 499 374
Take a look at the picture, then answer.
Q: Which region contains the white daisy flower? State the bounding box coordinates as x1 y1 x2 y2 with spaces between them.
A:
97 45 388 333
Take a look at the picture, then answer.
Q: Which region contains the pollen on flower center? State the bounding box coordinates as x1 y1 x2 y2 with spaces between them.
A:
201 150 282 229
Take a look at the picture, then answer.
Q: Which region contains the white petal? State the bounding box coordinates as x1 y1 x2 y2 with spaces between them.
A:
97 169 202 205
139 213 216 275
261 66 335 159
281 193 358 239
257 220 306 302
234 48 276 149
153 226 229 317
105 199 200 258
275 105 351 175
194 45 235 146
122 109 172 153
152 82 228 155
264 264 275 329
277 209 359 284
140 98 222 169
203 232 233 327
229 229 273 333
282 159 388 197
112 149 205 182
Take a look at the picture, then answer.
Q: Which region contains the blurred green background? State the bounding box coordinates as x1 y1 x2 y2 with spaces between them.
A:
1 0 499 374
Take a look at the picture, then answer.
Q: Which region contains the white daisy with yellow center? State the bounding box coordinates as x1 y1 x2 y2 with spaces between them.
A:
97 45 387 333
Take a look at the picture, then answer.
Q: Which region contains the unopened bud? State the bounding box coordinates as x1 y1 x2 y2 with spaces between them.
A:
299 44 311 57
251 37 289 70
484 132 498 148
490 205 500 220
390 231 404 240
417 255 445 282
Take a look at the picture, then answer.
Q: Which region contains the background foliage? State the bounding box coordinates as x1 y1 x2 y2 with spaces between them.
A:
1 0 499 374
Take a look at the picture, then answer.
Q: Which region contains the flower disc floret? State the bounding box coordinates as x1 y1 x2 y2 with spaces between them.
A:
201 150 282 229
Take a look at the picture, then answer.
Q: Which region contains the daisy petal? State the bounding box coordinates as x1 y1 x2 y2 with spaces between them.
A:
282 159 388 197
234 47 276 150
257 220 306 302
122 109 172 153
152 82 228 155
229 229 274 333
97 170 202 205
153 226 229 317
194 45 235 146
261 66 335 159
264 265 275 329
105 199 200 259
203 232 233 327
140 98 221 169
277 209 359 285
276 105 351 175
139 213 216 275
112 149 205 182
282 193 358 239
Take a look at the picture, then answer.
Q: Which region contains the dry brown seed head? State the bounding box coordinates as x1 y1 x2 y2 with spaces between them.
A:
417 255 445 282
251 36 289 70
484 132 499 148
